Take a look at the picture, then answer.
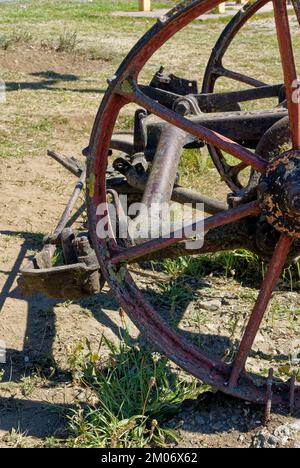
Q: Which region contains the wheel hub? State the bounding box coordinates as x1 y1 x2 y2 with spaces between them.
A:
259 150 300 238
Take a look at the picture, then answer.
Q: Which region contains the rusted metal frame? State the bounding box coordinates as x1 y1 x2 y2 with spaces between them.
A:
211 66 266 89
179 109 287 142
228 235 293 389
170 186 227 214
87 79 231 382
47 149 83 177
110 133 135 156
273 0 300 149
140 124 186 210
141 83 283 111
117 84 268 174
44 166 87 245
196 85 283 111
110 200 261 265
107 175 227 215
86 0 300 410
145 108 288 155
127 218 260 263
264 368 274 425
289 374 296 415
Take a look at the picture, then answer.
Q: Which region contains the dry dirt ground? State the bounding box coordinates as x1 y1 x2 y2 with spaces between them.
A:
0 4 299 448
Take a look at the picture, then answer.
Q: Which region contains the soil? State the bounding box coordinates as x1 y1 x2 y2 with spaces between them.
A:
0 44 299 449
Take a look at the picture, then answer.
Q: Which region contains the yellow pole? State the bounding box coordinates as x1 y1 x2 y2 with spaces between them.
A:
139 0 151 11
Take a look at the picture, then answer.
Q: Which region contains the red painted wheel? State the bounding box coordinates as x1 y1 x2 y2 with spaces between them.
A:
202 0 300 193
87 0 300 410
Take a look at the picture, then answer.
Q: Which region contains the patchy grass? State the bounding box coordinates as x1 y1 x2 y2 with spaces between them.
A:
0 30 32 50
47 31 81 53
68 330 206 448
160 250 261 281
160 250 300 288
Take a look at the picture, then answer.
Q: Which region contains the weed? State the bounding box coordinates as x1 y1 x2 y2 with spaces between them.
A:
161 249 261 283
56 31 80 53
282 263 300 291
2 428 28 448
160 251 300 289
153 279 193 313
31 118 53 133
51 247 64 267
87 47 115 63
41 31 80 53
69 333 205 448
44 437 67 448
0 30 32 50
20 376 37 397
0 35 12 50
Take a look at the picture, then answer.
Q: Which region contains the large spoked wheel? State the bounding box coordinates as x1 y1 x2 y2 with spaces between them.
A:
202 0 300 193
87 0 300 409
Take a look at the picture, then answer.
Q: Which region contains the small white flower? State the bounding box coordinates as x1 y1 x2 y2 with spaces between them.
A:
151 352 161 363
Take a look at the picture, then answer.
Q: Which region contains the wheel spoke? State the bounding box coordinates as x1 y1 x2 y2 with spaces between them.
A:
228 234 293 389
213 66 267 88
228 162 248 178
125 85 268 173
110 201 260 265
273 0 300 149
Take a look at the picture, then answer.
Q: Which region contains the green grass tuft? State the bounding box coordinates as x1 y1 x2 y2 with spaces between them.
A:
68 330 206 448
0 30 32 50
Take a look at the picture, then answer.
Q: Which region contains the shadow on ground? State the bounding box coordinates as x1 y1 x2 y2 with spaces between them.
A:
0 230 298 442
0 396 73 440
4 70 106 94
0 230 126 383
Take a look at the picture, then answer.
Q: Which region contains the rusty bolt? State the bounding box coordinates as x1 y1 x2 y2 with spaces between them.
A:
287 187 300 213
290 195 300 213
257 181 269 194
174 101 191 116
